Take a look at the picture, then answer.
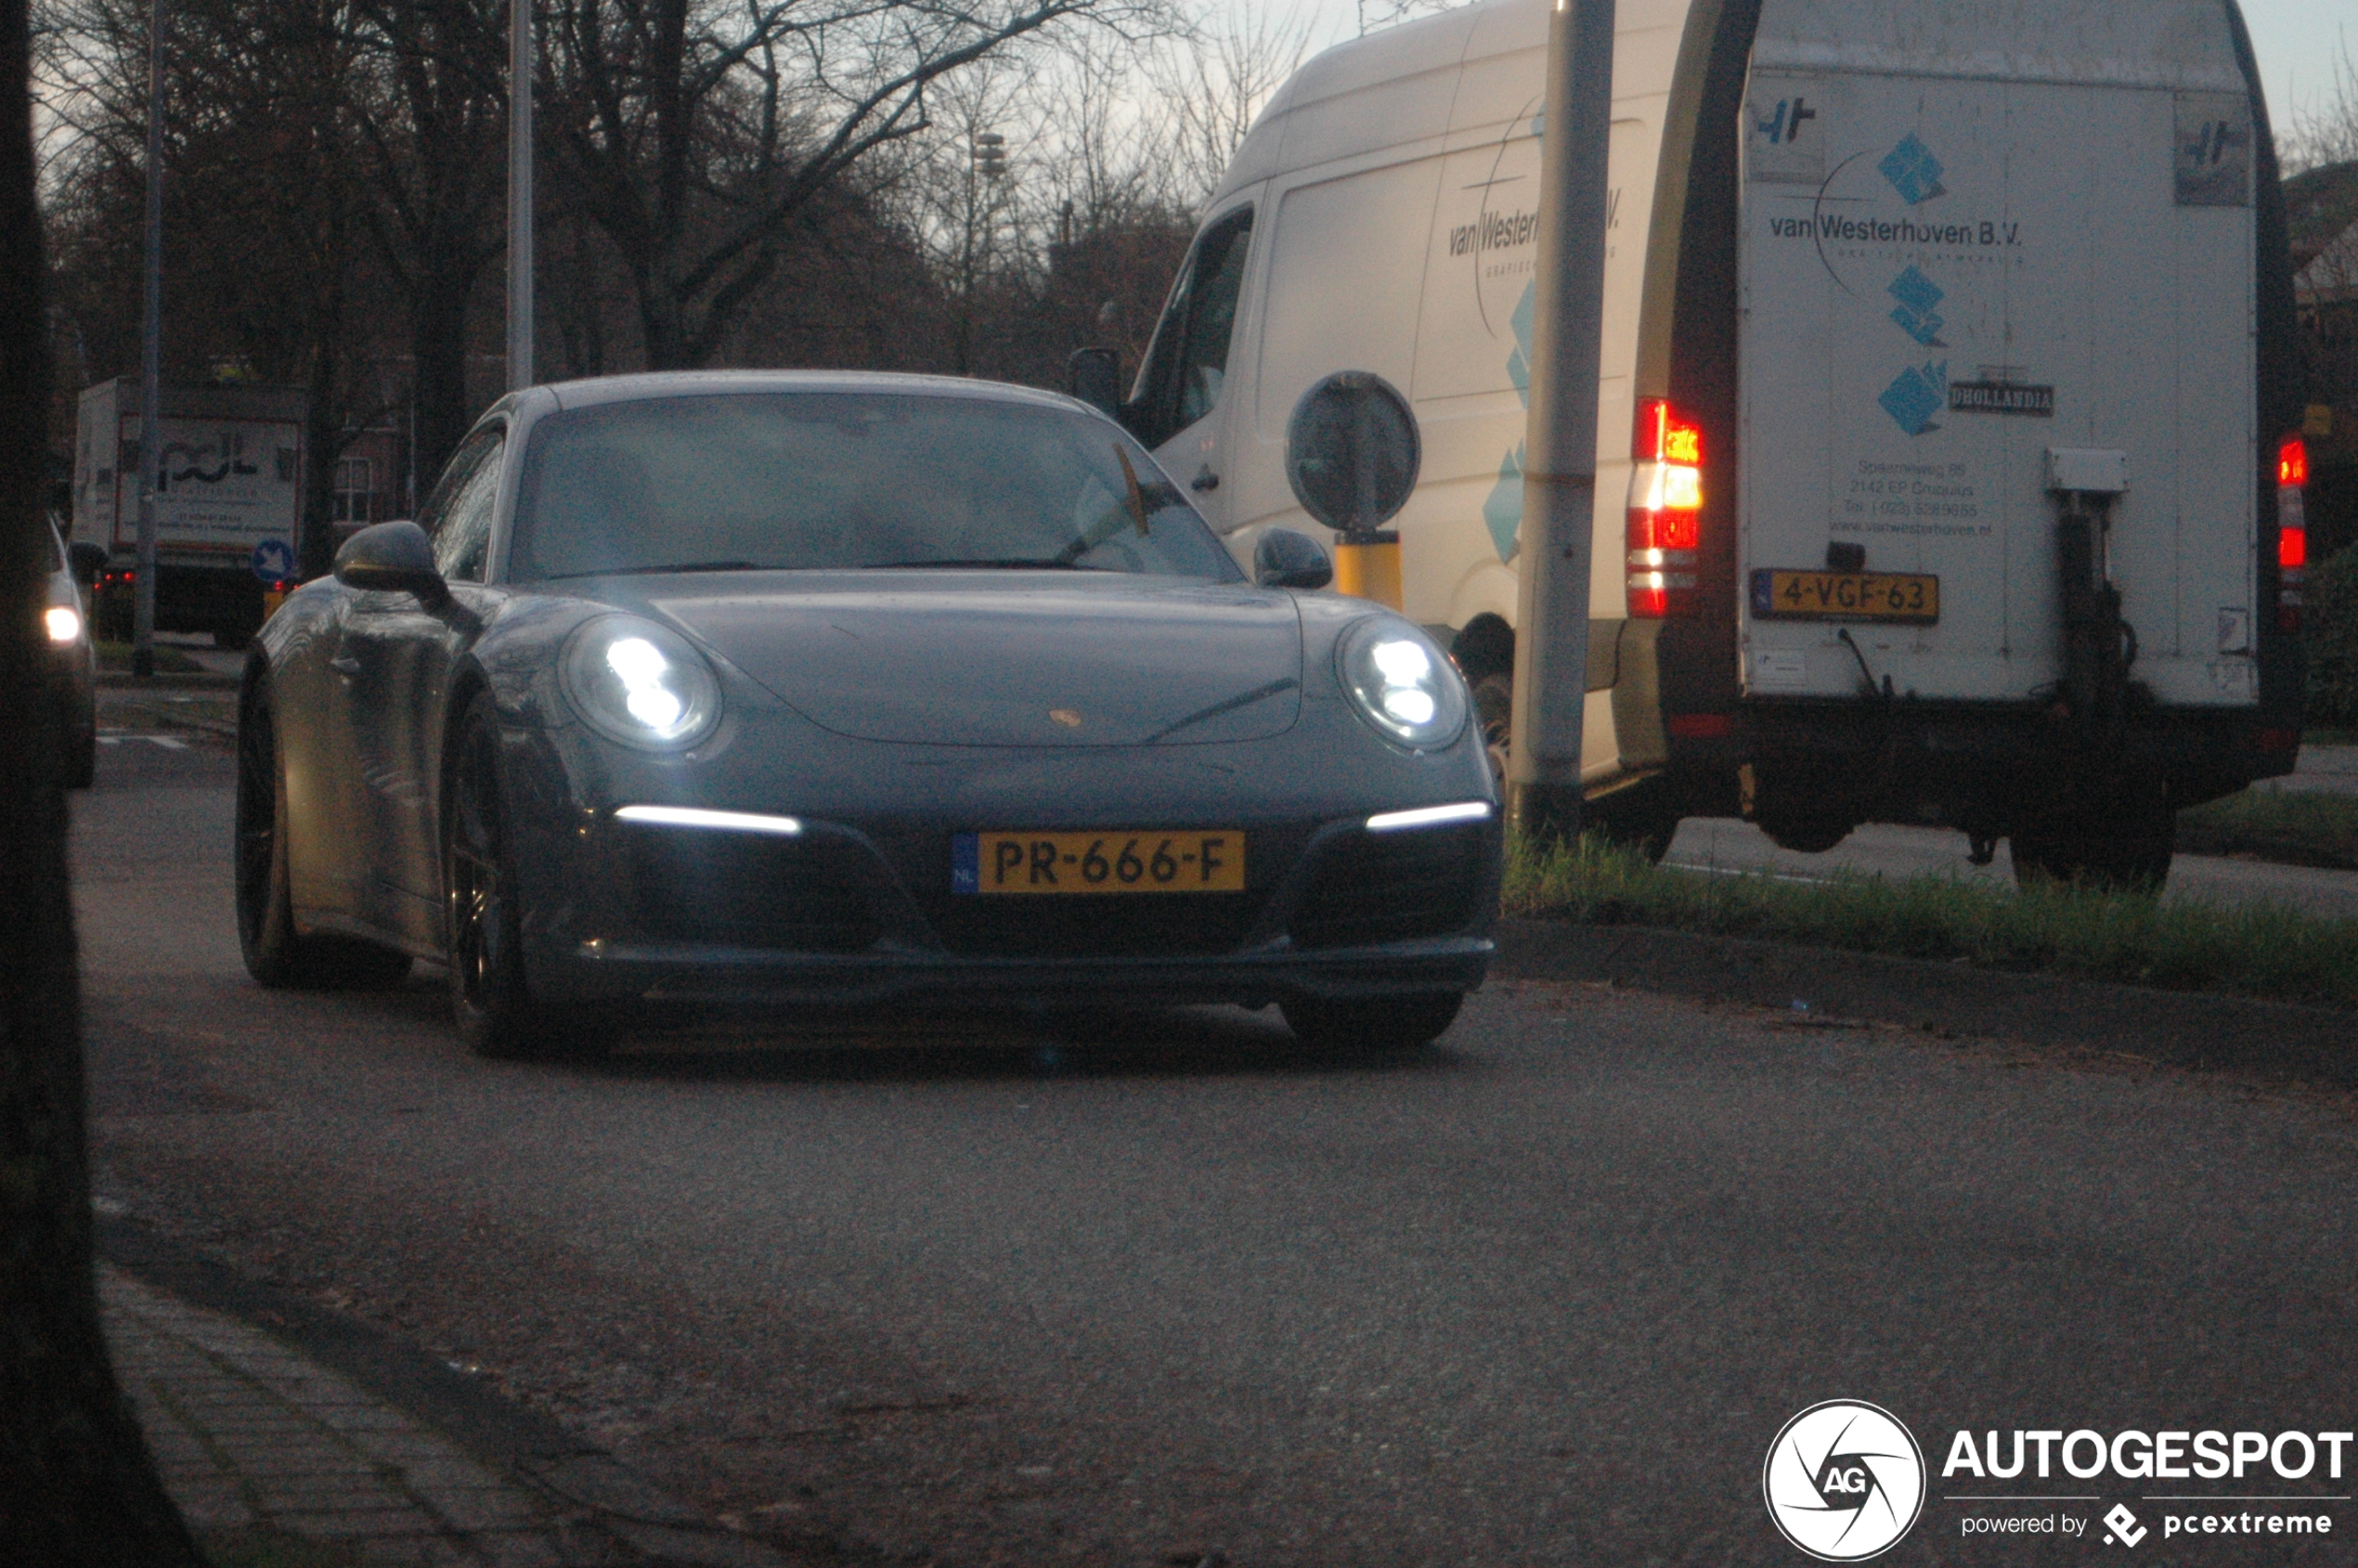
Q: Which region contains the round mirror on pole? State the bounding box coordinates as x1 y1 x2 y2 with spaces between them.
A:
1283 371 1419 608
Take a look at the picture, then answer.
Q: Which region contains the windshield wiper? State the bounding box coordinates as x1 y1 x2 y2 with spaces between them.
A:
546 560 767 578
862 558 1110 571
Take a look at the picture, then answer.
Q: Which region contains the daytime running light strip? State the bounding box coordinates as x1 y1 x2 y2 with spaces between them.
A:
1365 800 1493 834
613 805 805 836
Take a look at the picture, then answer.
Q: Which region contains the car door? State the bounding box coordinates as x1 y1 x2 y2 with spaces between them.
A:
330 423 506 945
1134 203 1256 530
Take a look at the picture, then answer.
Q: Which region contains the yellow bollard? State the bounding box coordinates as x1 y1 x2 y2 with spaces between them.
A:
1332 530 1404 609
262 585 289 621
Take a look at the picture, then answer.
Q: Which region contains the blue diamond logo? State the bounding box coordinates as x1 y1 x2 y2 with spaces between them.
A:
1877 134 1946 205
1886 265 1946 345
1483 443 1524 562
1879 362 1947 435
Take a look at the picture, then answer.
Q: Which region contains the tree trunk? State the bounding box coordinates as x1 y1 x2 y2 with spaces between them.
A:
0 0 206 1557
410 255 483 494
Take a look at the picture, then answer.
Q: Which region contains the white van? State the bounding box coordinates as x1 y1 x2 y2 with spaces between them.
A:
1095 0 2308 885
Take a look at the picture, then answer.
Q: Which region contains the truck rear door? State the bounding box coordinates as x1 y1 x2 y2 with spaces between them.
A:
1735 0 2259 712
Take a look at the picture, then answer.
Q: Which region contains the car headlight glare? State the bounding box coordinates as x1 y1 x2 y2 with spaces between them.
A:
1338 618 1467 749
560 616 720 749
45 605 83 643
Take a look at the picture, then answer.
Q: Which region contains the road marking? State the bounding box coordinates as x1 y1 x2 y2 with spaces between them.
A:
98 733 189 750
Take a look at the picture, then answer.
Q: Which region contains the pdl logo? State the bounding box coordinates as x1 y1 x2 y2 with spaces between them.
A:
1764 1400 1926 1561
1877 133 1946 205
1756 96 1818 146
2104 1504 2148 1548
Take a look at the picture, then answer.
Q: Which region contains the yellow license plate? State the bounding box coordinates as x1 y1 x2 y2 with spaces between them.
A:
1752 569 1939 623
952 831 1245 895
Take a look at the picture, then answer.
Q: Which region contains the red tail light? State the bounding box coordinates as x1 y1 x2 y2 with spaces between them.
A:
2279 434 2309 489
2278 434 2307 631
1628 398 1704 617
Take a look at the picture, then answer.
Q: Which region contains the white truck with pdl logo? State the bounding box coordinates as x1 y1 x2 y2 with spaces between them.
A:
1091 0 2305 885
71 379 308 648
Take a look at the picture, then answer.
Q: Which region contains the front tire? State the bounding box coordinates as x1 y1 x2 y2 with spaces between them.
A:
445 693 604 1061
1282 992 1463 1054
235 680 413 990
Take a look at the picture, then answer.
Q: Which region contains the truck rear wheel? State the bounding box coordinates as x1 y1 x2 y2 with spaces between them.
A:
2010 812 2173 894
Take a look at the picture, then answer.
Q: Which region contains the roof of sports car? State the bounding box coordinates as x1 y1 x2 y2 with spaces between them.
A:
537 369 1090 415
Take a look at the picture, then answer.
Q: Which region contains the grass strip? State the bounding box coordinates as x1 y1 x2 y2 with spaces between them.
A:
2176 788 2358 871
1502 831 2358 1010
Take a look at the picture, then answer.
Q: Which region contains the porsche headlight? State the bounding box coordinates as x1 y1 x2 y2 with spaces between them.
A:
560 616 720 750
1337 618 1467 750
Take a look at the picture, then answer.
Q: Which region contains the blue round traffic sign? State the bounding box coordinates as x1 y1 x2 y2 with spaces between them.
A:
252 538 297 583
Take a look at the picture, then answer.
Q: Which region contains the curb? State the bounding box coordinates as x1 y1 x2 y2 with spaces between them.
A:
1491 917 2358 1085
98 1216 797 1566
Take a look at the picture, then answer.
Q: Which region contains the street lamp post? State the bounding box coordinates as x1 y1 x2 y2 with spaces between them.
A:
133 0 167 679
506 0 532 392
1507 0 1614 842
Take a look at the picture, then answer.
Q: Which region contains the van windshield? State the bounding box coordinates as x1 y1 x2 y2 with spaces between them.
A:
510 392 1240 583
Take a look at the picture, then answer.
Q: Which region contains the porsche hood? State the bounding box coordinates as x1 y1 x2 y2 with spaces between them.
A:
643 574 1304 746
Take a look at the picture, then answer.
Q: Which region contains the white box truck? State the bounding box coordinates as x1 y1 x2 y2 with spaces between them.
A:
1093 0 2307 886
71 379 308 648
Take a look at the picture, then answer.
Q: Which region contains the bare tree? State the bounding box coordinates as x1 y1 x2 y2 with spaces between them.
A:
2279 32 2356 176
544 0 1157 369
349 0 510 484
1146 0 1313 203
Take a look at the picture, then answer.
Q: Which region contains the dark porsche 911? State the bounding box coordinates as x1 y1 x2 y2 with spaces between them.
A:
236 372 1499 1058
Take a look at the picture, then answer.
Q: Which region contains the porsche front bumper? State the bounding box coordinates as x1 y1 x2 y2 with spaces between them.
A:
517 805 1499 1009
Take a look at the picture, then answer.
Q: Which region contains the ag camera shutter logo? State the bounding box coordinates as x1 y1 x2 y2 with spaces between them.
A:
1764 1400 1926 1561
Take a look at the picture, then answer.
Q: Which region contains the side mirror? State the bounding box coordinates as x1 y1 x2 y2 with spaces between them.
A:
1254 527 1334 591
334 520 447 605
68 541 107 585
1069 347 1123 420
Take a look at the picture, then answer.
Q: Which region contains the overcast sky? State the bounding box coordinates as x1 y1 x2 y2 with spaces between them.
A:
2241 0 2352 134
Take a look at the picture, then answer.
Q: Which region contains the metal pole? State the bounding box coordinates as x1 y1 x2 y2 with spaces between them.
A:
133 0 166 679
1507 0 1613 842
506 0 533 392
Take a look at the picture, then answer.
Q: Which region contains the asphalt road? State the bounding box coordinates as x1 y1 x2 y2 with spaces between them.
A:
74 737 2358 1566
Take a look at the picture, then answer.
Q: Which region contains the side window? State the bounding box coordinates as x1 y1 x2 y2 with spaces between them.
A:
1133 207 1253 449
424 429 505 582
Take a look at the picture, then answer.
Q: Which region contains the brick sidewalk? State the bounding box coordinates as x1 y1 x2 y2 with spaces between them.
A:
100 1265 789 1567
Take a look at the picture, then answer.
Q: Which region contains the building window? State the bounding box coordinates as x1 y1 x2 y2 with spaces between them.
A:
332 457 374 524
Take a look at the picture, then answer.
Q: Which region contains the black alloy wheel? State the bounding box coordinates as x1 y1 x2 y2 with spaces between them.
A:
235 679 413 990
446 693 602 1061
1282 991 1464 1054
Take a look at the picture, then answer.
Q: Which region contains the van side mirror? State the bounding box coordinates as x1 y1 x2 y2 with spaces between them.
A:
1254 527 1333 590
1069 347 1123 419
334 520 447 606
68 541 107 585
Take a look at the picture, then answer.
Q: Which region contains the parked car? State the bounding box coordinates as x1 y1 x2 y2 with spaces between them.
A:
234 372 1500 1058
43 516 99 789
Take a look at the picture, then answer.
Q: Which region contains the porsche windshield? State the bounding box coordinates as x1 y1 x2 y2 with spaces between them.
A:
512 392 1240 582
